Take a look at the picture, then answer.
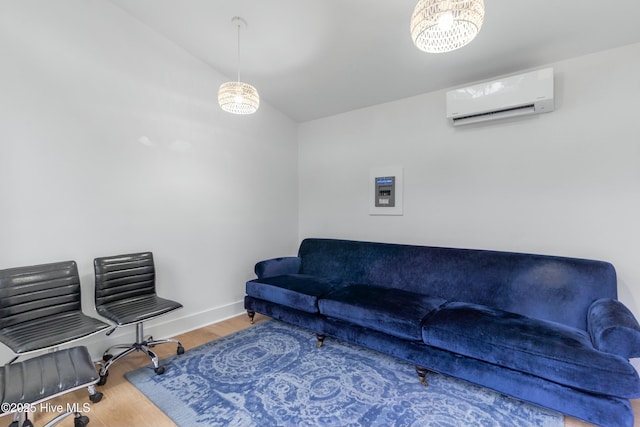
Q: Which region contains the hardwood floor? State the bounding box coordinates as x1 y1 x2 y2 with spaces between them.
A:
1 313 637 427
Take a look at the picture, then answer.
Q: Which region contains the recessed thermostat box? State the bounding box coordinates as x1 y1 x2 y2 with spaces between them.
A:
369 166 403 216
375 176 395 207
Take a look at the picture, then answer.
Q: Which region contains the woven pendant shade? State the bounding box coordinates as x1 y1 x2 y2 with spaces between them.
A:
411 0 484 53
218 81 260 115
218 16 259 115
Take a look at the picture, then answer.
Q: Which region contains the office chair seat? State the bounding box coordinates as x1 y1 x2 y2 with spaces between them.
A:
0 311 111 355
0 346 101 427
97 294 182 327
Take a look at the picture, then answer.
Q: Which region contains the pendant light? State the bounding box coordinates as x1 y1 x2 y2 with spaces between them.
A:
218 16 259 114
410 0 484 53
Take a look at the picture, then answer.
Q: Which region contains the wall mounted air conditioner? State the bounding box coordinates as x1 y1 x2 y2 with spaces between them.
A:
446 68 555 126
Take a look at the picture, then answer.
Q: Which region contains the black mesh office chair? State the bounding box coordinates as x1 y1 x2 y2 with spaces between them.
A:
1 346 99 427
94 252 184 385
0 261 110 404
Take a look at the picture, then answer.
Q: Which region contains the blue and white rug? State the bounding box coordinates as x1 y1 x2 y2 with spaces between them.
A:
126 320 563 427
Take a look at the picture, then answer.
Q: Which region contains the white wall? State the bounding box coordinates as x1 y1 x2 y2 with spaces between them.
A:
299 43 640 317
0 0 299 360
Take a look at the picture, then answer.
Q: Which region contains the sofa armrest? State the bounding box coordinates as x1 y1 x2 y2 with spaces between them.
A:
254 257 301 279
588 298 640 359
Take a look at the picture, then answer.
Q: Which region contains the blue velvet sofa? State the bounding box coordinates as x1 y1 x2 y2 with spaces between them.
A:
244 238 640 427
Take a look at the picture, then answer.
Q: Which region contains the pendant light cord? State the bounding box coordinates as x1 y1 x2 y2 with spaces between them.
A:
236 21 241 82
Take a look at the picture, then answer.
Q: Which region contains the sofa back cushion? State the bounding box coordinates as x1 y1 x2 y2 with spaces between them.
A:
298 238 617 330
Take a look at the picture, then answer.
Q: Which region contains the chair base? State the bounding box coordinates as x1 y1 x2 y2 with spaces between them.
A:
97 322 184 385
10 411 89 427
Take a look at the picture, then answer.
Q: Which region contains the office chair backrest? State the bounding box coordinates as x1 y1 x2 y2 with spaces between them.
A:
94 252 156 306
0 261 82 329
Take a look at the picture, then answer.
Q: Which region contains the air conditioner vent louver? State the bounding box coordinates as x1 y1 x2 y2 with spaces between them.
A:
452 104 536 126
446 68 554 126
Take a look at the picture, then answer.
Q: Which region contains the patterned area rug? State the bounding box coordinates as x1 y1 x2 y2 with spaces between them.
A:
126 320 563 427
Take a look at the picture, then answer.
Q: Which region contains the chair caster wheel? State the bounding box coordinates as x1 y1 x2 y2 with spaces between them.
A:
177 345 185 355
89 390 103 403
102 354 113 362
74 415 90 427
21 421 34 427
154 366 166 375
97 371 108 386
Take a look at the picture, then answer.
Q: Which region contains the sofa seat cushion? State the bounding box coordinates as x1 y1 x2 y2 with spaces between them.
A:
246 275 339 313
422 302 640 398
318 285 447 341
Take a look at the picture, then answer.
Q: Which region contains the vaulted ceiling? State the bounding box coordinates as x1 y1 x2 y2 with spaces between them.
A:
109 0 640 122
